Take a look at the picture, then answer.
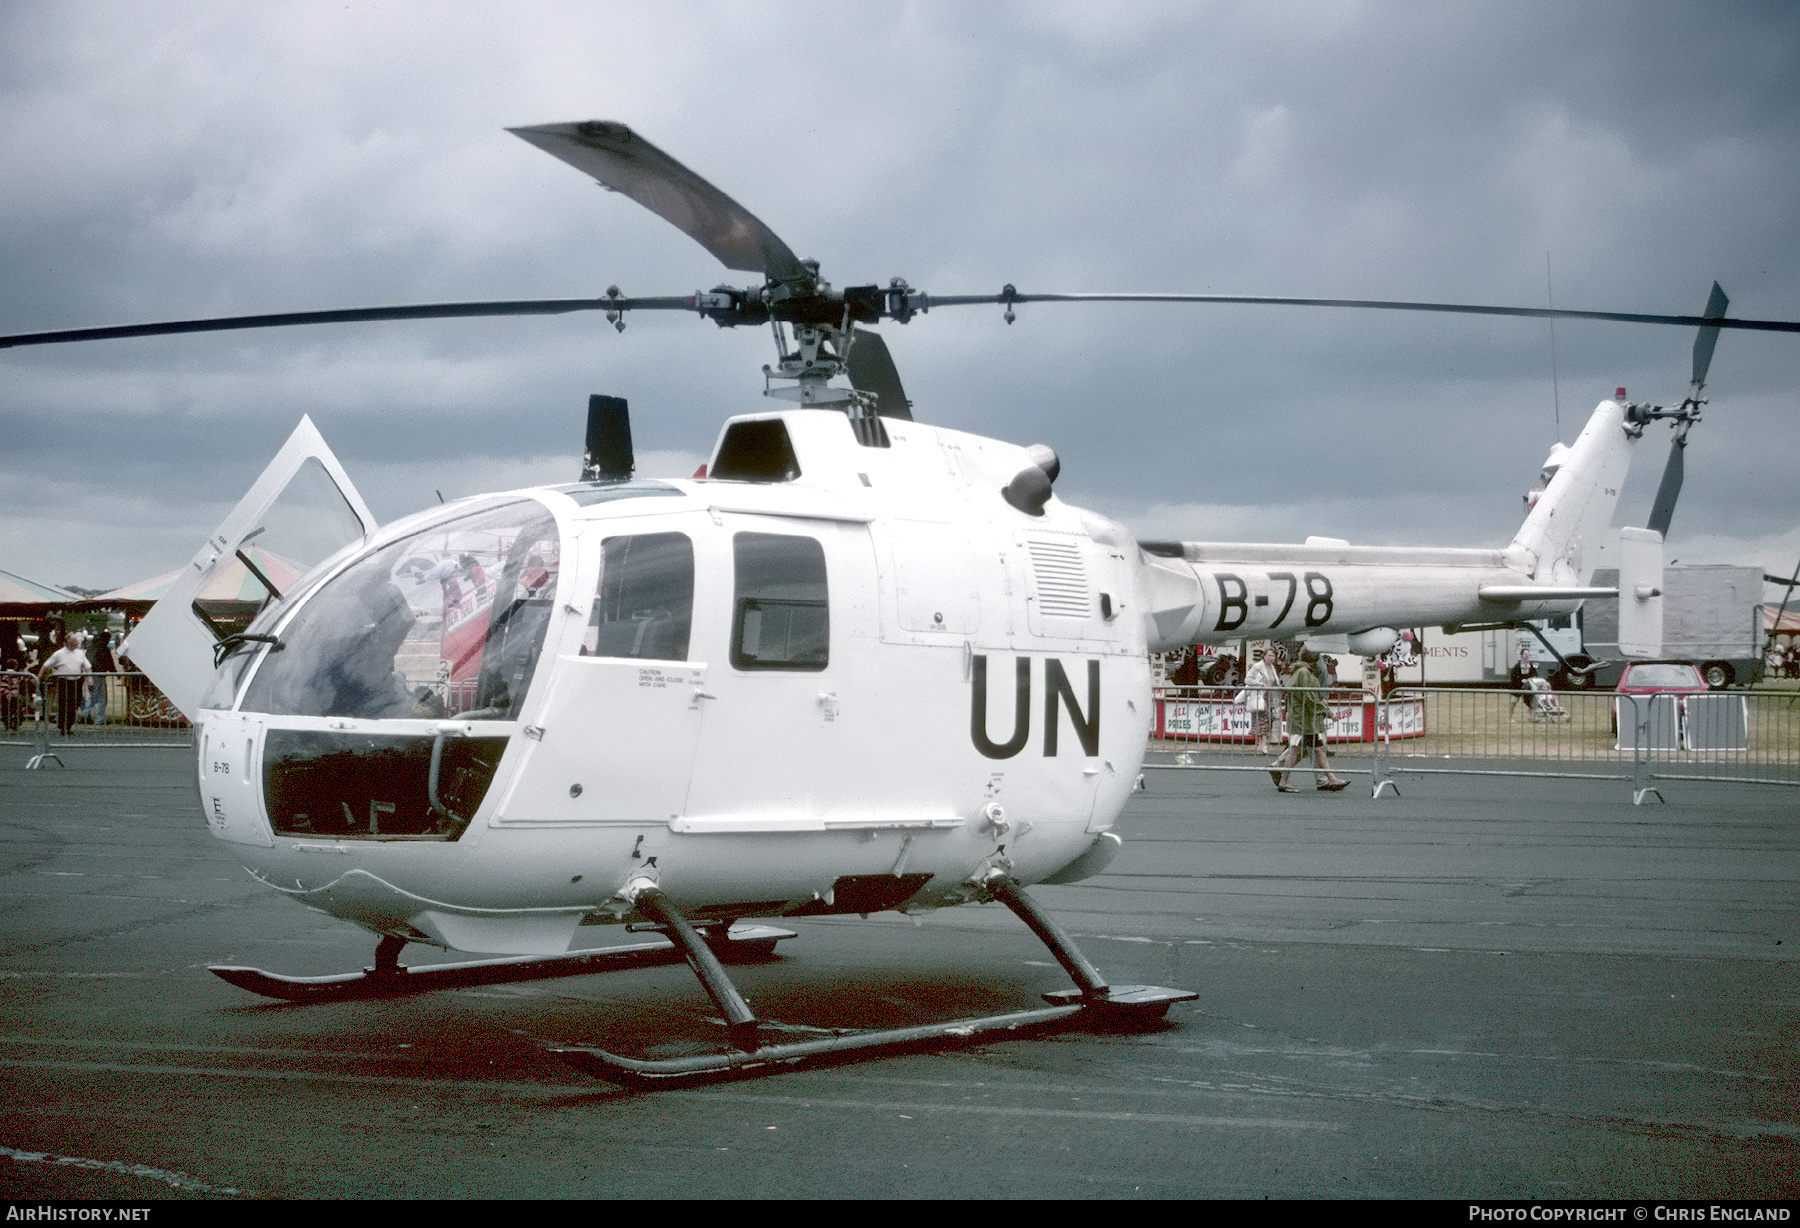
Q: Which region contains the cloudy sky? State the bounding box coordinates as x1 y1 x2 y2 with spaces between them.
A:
3 1 1797 598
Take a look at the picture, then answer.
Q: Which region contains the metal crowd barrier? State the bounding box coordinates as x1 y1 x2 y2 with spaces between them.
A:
1367 687 1799 802
1613 689 1798 798
1151 683 1800 803
6 670 194 768
1 669 36 751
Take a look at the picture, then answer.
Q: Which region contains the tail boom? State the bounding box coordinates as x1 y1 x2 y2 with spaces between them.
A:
1133 400 1638 653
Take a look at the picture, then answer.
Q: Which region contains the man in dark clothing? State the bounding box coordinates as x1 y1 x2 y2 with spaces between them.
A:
1509 648 1536 719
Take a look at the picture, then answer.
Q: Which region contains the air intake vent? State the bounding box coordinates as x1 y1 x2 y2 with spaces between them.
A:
1025 537 1090 619
712 419 800 483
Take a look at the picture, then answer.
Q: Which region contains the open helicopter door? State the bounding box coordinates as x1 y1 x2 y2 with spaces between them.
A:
125 416 376 720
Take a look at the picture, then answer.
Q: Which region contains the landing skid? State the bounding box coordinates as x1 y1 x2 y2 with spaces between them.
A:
208 922 795 1003
553 878 1198 1088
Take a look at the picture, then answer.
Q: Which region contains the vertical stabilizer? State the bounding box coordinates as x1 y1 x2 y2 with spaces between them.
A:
1614 527 1664 658
1510 400 1637 585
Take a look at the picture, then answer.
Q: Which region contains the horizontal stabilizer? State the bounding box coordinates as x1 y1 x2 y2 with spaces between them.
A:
1478 586 1617 602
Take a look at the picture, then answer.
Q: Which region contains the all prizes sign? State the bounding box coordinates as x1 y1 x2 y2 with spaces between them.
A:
1158 694 1425 743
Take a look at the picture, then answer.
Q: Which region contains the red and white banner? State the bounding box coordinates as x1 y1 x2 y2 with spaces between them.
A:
1156 694 1425 742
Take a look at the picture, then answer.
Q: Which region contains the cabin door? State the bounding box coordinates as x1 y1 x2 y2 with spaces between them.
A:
124 417 375 719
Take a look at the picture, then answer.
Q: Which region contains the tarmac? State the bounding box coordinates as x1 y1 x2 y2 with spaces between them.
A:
0 742 1794 1199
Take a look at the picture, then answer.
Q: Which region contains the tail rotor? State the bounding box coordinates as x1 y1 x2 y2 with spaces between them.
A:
1639 282 1728 539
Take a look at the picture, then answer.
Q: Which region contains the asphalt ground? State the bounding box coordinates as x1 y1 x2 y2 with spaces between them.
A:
0 744 1794 1200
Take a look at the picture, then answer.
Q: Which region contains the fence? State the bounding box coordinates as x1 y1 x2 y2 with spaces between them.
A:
1151 684 1800 801
4 670 193 767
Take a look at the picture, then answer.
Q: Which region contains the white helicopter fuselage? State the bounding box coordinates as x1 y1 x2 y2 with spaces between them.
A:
154 396 1648 958
188 410 1153 956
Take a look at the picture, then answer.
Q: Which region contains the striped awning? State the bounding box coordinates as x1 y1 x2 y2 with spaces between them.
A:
0 568 78 615
77 546 310 614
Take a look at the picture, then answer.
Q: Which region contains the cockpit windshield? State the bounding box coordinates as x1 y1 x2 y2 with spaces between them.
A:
237 499 562 720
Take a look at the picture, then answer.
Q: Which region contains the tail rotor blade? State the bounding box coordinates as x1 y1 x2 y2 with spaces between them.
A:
1691 282 1729 390
1646 437 1685 539
846 327 912 420
1652 281 1725 537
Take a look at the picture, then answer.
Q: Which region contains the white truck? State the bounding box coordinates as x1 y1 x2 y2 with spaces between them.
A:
1417 618 1586 689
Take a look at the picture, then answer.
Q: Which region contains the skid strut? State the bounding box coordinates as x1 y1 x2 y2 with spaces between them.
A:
553 877 1198 1087
633 886 762 1050
208 921 794 1003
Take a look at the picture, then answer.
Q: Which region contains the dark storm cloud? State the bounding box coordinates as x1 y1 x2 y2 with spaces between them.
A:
2 0 1796 591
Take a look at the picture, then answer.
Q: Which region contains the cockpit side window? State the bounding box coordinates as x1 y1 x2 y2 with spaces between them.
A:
730 532 828 671
239 499 561 720
583 532 694 661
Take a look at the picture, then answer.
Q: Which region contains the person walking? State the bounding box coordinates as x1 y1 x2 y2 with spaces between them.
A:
1272 647 1350 792
1244 647 1281 755
1508 647 1535 721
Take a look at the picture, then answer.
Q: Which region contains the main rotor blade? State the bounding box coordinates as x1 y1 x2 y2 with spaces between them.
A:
510 121 807 284
9 286 1798 352
923 290 1800 334
1691 281 1729 389
0 296 696 349
846 327 912 421
1646 437 1685 539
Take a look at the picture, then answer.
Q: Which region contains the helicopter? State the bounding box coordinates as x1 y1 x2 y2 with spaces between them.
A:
6 120 1797 1086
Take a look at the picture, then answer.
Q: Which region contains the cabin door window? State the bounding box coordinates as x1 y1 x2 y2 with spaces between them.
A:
584 532 694 660
729 532 829 671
